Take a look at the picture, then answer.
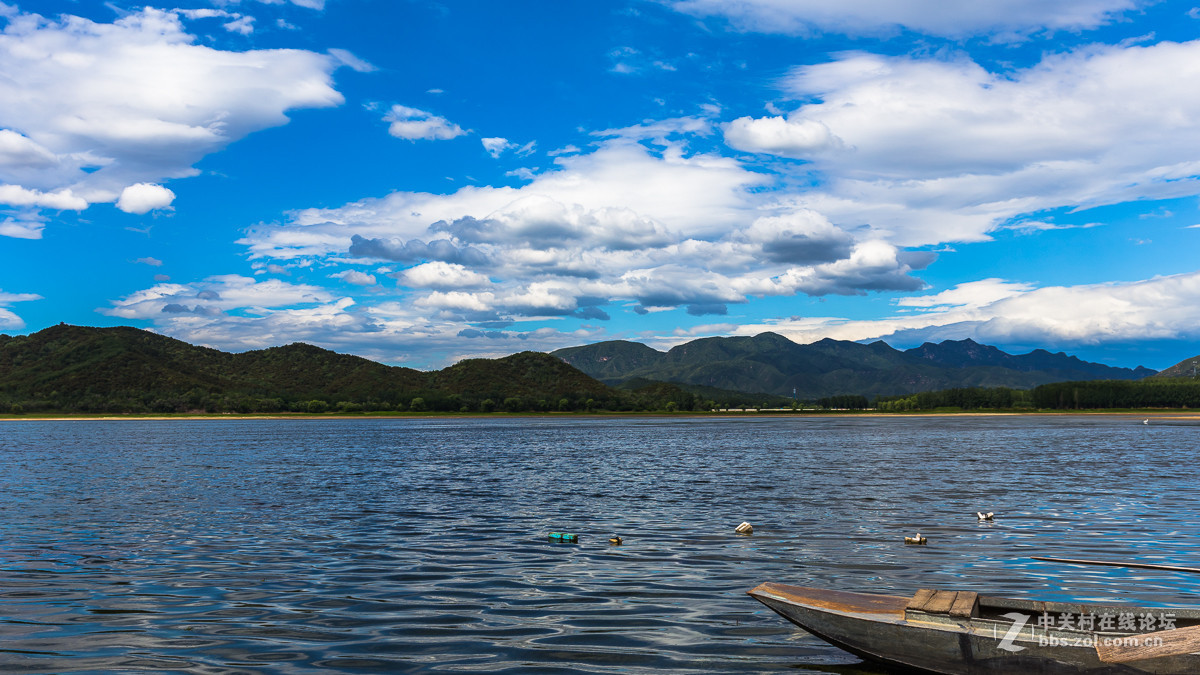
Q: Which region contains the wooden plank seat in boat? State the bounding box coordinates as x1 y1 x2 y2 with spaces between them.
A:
905 589 979 618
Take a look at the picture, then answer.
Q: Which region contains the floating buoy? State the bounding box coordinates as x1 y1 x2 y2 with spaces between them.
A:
905 533 927 545
548 532 578 543
977 512 995 521
609 535 623 545
736 521 754 535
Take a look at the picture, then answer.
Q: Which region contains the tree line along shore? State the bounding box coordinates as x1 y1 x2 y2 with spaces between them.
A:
4 380 1200 417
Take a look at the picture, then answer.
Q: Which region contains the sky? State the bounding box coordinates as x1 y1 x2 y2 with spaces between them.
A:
3 0 1200 371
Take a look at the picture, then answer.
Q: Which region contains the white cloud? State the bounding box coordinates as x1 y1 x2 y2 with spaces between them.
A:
723 116 840 157
383 105 466 141
177 9 232 20
720 271 1200 358
238 138 931 323
415 290 497 314
729 42 1200 246
102 275 334 320
595 115 716 144
0 288 40 329
0 7 342 226
133 256 163 267
666 0 1145 38
0 184 87 210
0 216 43 239
176 8 254 34
481 137 516 158
0 129 56 169
330 269 377 286
117 183 175 214
894 278 1033 309
223 16 255 35
328 48 375 73
398 261 491 289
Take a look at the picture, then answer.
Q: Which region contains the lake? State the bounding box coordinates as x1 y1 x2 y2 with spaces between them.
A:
2 415 1199 673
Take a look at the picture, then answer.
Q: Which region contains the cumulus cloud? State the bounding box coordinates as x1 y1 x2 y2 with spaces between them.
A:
741 210 853 264
724 116 840 157
237 139 931 328
0 7 343 230
729 42 1200 246
383 105 466 141
116 183 175 214
666 0 1145 38
398 261 491 289
0 185 87 210
348 234 489 266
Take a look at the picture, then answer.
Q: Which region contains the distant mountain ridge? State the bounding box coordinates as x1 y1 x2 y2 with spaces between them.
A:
552 333 1155 399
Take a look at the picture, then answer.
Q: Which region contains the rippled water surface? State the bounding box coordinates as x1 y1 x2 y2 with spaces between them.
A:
2 415 1200 673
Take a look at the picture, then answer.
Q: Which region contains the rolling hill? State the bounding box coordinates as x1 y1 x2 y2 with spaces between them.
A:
0 324 620 413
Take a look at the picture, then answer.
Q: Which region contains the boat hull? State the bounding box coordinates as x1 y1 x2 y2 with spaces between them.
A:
749 582 1200 674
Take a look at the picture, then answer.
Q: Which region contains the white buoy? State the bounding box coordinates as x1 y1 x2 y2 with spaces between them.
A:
735 521 754 534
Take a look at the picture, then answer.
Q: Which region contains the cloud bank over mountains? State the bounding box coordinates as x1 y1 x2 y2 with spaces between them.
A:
4 1 1200 368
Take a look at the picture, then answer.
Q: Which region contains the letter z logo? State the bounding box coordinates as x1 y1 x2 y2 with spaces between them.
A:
997 612 1030 653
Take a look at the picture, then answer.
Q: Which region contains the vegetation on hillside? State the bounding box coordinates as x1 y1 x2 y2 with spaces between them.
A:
3 325 1194 416
0 325 696 414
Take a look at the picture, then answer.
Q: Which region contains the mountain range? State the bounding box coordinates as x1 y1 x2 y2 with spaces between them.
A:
0 324 1184 414
0 324 618 413
552 333 1158 400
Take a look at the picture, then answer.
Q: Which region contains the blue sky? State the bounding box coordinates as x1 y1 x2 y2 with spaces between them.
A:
3 0 1200 371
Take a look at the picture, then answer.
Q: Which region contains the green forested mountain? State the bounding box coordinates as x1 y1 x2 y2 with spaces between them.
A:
551 340 667 380
0 324 632 414
1151 354 1200 379
552 333 1154 400
2 324 1166 415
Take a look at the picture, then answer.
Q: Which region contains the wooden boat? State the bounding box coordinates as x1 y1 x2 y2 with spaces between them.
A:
748 582 1200 674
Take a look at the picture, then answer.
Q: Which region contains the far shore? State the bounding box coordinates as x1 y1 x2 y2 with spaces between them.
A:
2 410 1199 422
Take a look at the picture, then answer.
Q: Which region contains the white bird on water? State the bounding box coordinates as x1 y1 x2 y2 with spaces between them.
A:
1143 419 1149 425
977 512 995 521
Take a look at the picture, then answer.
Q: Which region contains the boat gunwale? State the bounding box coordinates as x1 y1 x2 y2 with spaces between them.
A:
750 582 1200 622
